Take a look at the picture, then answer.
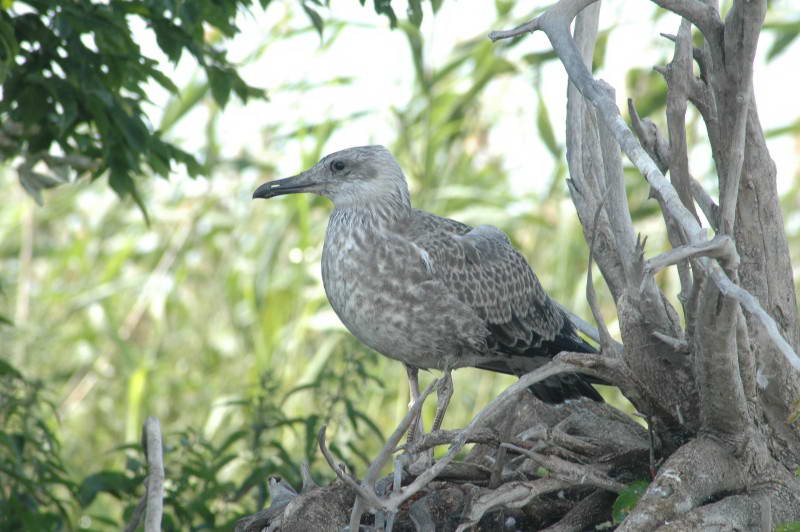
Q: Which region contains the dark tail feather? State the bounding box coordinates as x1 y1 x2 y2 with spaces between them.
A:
530 322 605 402
481 320 605 403
528 373 604 403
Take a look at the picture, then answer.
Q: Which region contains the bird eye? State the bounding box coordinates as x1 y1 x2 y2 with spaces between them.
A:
331 160 346 172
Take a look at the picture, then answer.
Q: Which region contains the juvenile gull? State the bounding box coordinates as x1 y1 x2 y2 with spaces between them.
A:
253 146 602 426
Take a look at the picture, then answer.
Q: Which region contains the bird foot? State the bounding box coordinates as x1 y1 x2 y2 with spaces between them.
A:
431 369 454 433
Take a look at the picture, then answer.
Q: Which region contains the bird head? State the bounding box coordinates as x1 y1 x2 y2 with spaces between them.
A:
252 145 411 209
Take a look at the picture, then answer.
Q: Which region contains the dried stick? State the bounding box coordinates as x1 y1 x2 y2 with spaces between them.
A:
690 178 719 230
501 443 626 493
317 424 385 509
457 478 572 531
403 428 501 455
123 494 148 532
364 377 438 487
642 235 738 285
143 417 164 532
349 377 438 529
652 331 689 353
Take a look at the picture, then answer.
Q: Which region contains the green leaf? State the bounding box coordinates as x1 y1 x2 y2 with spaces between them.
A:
373 0 398 27
536 88 561 158
302 3 324 38
407 0 423 27
0 358 22 377
0 15 19 84
766 21 800 61
612 480 649 523
207 66 232 108
776 522 800 532
78 471 138 507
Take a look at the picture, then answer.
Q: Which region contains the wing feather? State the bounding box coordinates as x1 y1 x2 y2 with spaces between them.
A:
401 213 603 402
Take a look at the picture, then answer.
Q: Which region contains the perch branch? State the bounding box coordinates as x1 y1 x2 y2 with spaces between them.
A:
555 352 649 411
366 361 600 515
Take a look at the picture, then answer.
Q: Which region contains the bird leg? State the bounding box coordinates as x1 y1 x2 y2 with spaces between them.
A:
431 368 453 433
405 364 424 444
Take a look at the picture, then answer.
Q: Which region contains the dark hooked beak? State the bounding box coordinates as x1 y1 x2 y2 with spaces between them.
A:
252 172 317 199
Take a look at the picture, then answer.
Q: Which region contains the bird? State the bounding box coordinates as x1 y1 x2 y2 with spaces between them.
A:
253 145 602 431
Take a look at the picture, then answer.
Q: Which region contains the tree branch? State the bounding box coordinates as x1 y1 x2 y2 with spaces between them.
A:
489 0 800 370
695 278 749 436
617 437 746 530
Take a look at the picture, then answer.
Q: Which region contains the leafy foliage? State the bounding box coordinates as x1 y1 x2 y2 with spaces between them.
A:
611 479 649 524
0 0 266 205
0 0 798 529
0 360 76 531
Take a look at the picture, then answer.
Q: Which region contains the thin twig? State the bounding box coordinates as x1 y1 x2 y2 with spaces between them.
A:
349 377 439 529
501 443 626 493
690 177 719 230
143 417 164 532
317 425 385 509
652 331 689 353
364 377 438 487
123 494 148 532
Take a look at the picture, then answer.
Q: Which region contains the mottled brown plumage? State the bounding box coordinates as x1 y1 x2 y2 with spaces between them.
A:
253 145 601 403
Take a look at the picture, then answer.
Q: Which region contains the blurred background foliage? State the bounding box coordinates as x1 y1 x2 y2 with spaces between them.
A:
1 0 799 529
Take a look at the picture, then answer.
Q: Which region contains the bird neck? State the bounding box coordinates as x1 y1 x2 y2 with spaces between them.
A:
331 189 412 226
330 195 412 230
